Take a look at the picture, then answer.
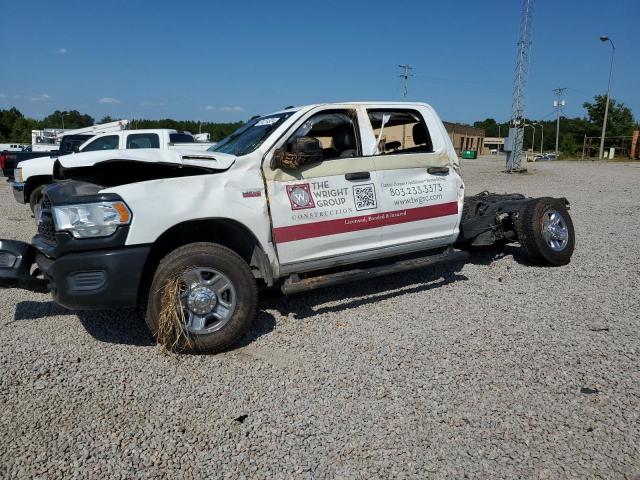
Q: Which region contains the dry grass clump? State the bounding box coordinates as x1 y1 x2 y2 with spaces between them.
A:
156 275 194 352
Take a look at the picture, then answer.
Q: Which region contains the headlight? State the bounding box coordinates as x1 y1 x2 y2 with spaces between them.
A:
14 168 23 182
52 201 131 238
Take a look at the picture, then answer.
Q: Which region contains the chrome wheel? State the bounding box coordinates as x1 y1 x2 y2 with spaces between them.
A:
541 210 569 252
179 267 237 335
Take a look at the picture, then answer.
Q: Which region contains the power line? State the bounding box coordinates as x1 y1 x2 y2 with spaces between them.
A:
553 87 567 155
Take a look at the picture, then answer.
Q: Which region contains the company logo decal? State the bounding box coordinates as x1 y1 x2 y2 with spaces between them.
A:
286 183 315 210
273 201 459 243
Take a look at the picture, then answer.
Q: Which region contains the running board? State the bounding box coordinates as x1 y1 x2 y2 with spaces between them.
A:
281 248 469 295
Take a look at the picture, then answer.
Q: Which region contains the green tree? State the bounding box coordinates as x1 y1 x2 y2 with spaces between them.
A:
560 133 579 157
582 94 635 137
472 118 511 138
41 110 94 129
99 116 115 124
0 107 25 140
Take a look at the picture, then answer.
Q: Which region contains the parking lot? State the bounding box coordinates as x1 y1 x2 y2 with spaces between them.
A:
1 156 639 479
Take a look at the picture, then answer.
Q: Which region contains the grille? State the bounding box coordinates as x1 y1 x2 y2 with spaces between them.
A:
37 194 57 244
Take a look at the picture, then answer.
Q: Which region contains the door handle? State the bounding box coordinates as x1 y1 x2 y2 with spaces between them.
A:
427 166 449 175
345 172 370 181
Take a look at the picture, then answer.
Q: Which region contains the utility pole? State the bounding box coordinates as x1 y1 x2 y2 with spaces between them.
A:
398 64 413 98
553 87 566 156
598 36 615 159
398 64 413 148
506 0 534 173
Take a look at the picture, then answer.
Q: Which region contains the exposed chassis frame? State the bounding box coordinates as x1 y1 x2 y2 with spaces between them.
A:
458 191 568 247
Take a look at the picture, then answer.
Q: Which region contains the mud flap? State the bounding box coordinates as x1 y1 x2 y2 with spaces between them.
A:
0 239 48 292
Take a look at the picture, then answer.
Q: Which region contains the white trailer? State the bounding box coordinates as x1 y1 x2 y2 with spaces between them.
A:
31 120 130 152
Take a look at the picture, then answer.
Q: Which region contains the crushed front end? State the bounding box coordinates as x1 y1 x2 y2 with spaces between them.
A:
0 181 150 310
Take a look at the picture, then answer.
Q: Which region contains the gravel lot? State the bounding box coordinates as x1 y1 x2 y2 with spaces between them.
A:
1 157 639 479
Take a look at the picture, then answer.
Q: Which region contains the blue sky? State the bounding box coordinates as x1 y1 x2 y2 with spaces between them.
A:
1 0 638 125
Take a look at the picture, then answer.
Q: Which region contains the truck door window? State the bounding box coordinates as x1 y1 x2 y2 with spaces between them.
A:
81 135 119 152
126 133 160 149
367 109 433 155
169 133 194 143
288 110 360 163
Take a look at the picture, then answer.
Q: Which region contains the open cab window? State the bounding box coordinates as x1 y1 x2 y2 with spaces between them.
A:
367 109 433 155
271 109 360 170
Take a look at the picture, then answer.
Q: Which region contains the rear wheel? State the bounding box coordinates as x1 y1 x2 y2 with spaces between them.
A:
28 185 45 213
516 198 575 266
145 242 257 353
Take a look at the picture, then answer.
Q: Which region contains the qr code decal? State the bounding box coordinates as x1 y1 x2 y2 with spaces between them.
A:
353 183 377 211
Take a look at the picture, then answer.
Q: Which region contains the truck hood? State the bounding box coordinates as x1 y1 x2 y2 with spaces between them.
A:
58 149 236 171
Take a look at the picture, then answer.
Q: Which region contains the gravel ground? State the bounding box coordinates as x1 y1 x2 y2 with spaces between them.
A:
1 157 639 479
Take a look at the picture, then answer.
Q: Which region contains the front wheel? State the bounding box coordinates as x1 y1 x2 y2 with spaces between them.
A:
516 198 575 266
29 185 45 213
145 242 258 353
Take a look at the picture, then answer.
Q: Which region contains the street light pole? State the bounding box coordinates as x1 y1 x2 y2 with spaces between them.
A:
522 123 533 161
531 123 536 155
598 35 615 159
539 123 544 153
60 112 67 130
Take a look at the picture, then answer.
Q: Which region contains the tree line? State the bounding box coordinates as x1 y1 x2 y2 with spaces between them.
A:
0 108 243 144
2 94 637 157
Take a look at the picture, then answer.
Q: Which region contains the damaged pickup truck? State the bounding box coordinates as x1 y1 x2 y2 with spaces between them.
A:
0 102 575 353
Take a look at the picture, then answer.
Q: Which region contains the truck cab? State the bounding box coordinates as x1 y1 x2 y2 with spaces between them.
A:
78 129 214 152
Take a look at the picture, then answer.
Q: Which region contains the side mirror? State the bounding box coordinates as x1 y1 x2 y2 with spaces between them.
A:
271 136 323 170
72 145 80 153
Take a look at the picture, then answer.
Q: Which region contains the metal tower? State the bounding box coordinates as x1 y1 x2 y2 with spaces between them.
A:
506 0 534 172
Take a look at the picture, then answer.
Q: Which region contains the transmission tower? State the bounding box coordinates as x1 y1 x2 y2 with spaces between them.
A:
506 0 534 173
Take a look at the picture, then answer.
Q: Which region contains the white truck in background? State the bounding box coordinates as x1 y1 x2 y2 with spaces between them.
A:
0 143 29 152
12 129 215 210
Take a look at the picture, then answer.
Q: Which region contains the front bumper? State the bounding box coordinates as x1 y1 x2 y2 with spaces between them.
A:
0 239 46 291
0 239 150 310
11 182 26 204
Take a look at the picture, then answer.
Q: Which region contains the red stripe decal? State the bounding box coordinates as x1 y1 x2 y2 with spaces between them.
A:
273 201 458 243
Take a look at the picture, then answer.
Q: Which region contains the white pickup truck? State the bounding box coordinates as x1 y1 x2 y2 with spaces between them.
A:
0 102 575 353
11 129 215 211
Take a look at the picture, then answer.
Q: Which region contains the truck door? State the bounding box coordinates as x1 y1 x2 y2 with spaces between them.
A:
365 107 461 249
264 108 384 268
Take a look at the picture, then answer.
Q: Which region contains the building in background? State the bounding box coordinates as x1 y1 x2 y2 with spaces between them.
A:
360 119 486 156
443 122 485 154
483 137 505 154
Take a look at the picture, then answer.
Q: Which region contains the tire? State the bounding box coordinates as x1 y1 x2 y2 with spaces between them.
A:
145 242 258 353
28 184 45 213
516 197 575 266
